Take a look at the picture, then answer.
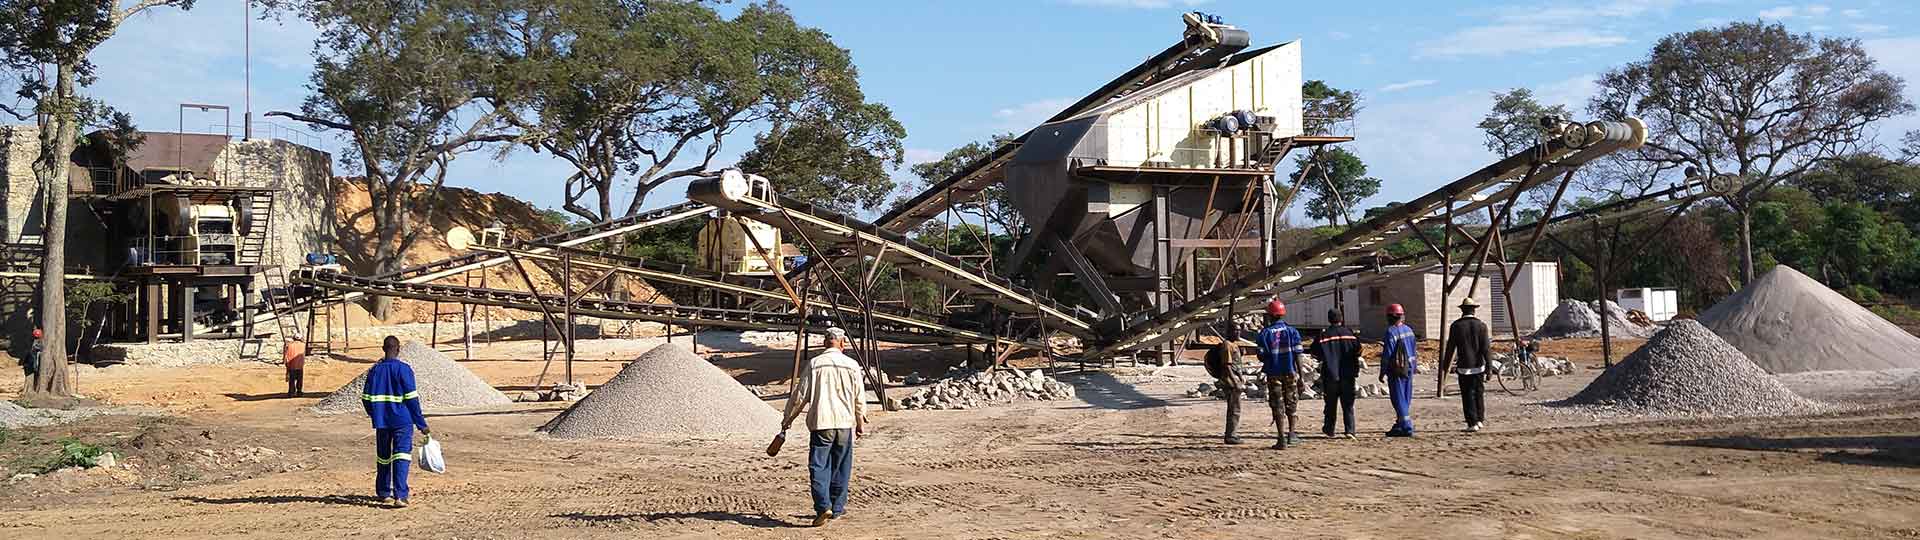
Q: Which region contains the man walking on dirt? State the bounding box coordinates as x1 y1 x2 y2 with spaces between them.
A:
1442 298 1492 433
1381 304 1419 437
1203 340 1245 444
362 336 429 508
1256 300 1305 449
779 327 868 527
1311 310 1361 439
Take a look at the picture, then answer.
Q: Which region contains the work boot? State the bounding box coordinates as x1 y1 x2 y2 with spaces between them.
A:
812 510 832 527
393 498 409 509
379 497 395 507
1343 432 1357 440
1286 432 1303 446
1224 435 1244 445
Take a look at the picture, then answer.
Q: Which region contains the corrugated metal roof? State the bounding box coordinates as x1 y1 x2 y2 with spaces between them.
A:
122 132 231 179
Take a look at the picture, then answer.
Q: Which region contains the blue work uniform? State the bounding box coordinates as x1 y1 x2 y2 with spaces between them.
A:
1255 321 1304 376
361 357 428 501
1381 322 1421 435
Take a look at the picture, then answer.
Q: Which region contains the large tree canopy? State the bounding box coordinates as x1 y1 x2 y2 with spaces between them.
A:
1292 147 1380 225
1588 21 1913 283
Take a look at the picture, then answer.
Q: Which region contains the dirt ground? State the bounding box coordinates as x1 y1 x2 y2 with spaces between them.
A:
3 333 1918 539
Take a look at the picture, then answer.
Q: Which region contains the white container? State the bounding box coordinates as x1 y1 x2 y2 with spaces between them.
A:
1616 287 1678 321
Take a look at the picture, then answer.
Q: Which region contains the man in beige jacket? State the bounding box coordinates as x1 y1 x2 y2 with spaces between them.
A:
780 327 868 527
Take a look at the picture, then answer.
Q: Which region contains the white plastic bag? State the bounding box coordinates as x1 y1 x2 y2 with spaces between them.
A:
419 435 447 474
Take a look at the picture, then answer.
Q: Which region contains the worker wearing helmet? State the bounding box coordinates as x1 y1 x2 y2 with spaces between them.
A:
1380 304 1420 437
22 328 42 384
1255 299 1305 449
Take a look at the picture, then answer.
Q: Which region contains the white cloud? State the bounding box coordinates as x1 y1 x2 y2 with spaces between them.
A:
903 148 946 166
1760 4 1832 20
1538 74 1599 111
1811 25 1832 32
1327 30 1351 40
992 98 1074 131
1758 6 1799 19
1416 25 1629 58
1805 5 1831 17
1842 9 1864 18
1061 0 1212 8
1864 37 1920 151
1854 24 1891 34
1498 0 1687 24
1378 79 1438 93
1348 92 1495 206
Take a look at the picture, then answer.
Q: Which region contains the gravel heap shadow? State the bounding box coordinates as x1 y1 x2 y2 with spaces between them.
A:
313 341 513 414
541 343 779 438
1558 320 1823 417
1697 265 1920 373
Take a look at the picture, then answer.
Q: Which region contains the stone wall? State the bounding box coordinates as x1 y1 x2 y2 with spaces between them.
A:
212 138 337 274
2 125 42 243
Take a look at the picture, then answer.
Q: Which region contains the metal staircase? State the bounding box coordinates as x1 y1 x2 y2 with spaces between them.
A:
237 195 275 266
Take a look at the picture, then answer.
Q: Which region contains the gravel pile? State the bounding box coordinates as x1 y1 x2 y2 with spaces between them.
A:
1557 320 1823 417
890 367 1077 410
1697 265 1920 373
1533 299 1655 339
89 340 246 367
313 341 512 414
541 343 779 438
0 401 54 428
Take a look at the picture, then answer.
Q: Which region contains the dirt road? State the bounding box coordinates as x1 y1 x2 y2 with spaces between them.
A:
3 336 1917 539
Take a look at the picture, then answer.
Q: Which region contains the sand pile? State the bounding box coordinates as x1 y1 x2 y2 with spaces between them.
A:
541 343 779 438
1697 265 1920 374
1558 320 1822 417
1533 299 1655 339
313 341 513 414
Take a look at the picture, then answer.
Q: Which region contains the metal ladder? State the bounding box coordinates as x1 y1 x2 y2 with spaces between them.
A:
429 268 488 360
237 195 275 265
240 268 300 360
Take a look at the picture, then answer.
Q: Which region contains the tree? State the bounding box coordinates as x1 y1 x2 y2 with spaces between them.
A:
1793 153 1920 224
266 0 522 317
0 0 194 396
904 133 1023 237
1291 147 1380 225
1589 21 1914 284
506 2 901 223
1478 88 1573 157
1302 80 1359 135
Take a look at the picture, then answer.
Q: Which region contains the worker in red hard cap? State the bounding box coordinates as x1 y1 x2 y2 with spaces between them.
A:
1255 299 1305 449
22 328 42 384
1380 304 1420 437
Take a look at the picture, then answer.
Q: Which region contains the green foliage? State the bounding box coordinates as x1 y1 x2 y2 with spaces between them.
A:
65 280 126 325
1478 88 1572 157
1302 80 1359 135
619 219 702 267
40 437 106 472
1844 284 1884 304
537 208 577 230
906 133 1023 234
1871 304 1920 326
1291 147 1381 224
1745 188 1920 294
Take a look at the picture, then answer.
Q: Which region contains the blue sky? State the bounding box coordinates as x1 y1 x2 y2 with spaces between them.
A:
66 0 1920 224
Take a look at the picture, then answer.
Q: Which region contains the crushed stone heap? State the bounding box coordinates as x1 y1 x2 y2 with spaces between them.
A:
891 367 1077 410
542 343 779 438
1534 299 1656 339
314 341 513 414
1696 265 1920 374
1558 320 1823 417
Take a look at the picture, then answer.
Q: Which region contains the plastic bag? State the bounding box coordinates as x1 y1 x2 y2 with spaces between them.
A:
419 435 447 474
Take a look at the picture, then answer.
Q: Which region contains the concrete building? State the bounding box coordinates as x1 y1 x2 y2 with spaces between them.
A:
1280 262 1559 340
0 125 335 351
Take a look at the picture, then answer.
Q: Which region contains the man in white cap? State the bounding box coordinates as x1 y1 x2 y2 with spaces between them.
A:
778 327 868 527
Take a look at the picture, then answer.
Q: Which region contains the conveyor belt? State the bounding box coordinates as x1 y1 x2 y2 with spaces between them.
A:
1083 119 1650 358
290 269 990 345
377 200 712 282
784 16 1252 286
466 241 1015 345
689 179 1097 339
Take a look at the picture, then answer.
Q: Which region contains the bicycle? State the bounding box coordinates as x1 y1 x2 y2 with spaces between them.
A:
1494 339 1541 396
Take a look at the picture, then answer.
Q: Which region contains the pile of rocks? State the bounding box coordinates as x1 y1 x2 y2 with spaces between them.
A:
1492 353 1578 378
1534 299 1656 339
313 341 513 414
542 343 779 438
1557 320 1824 417
889 368 1077 410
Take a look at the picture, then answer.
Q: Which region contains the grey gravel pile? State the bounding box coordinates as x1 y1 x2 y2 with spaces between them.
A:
541 343 779 438
1534 299 1655 339
0 401 54 428
1697 265 1920 373
1558 320 1823 417
890 367 1077 410
313 341 512 414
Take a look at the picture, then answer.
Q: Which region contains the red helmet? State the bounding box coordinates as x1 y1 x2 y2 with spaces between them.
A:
1265 299 1287 317
1387 303 1405 316
31 328 43 338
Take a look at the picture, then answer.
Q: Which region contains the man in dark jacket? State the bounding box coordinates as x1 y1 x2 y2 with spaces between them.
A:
1442 298 1492 432
1311 310 1362 439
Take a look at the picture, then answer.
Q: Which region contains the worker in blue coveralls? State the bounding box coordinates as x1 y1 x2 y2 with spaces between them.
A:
362 336 430 508
1255 299 1305 449
1380 303 1420 437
